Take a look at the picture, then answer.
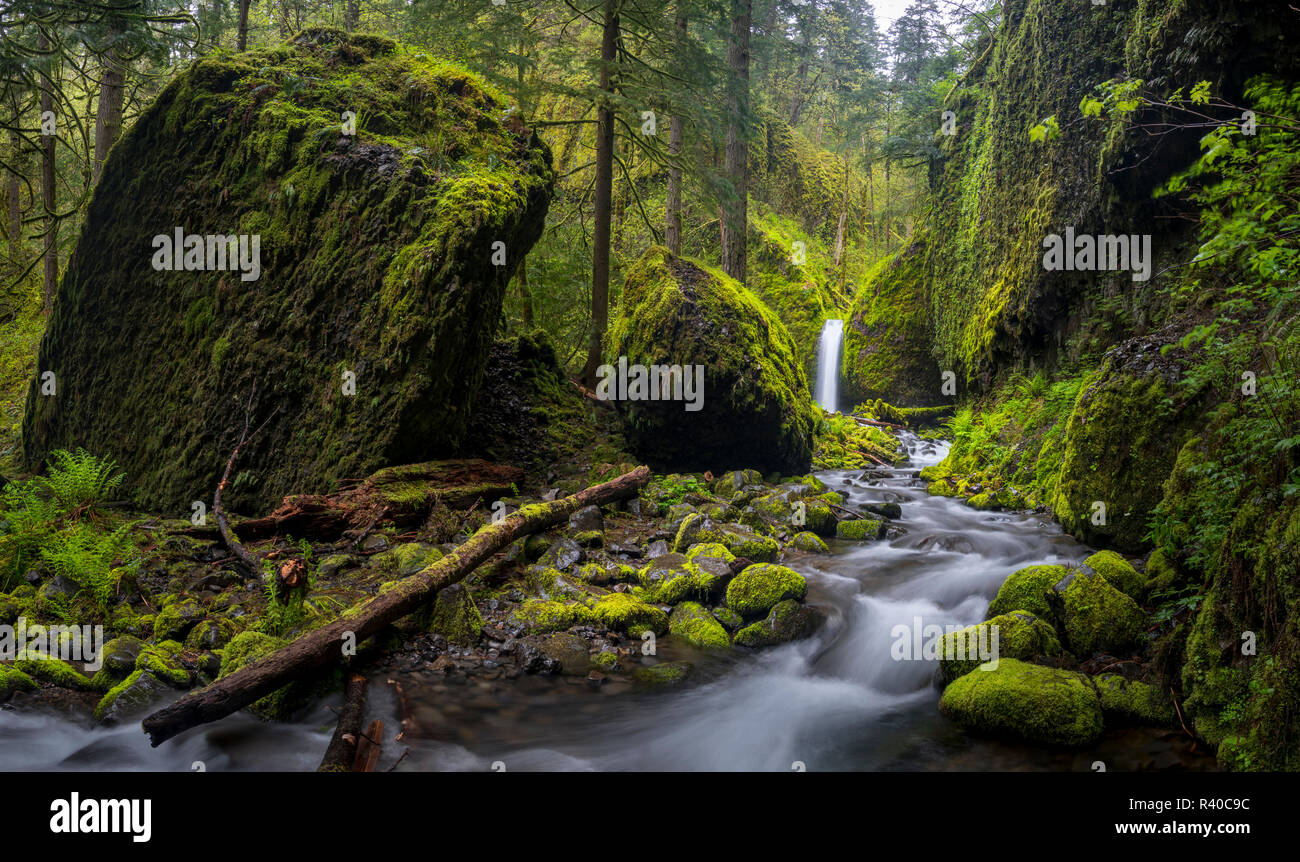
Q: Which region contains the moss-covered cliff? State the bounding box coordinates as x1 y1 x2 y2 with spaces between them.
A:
23 29 553 513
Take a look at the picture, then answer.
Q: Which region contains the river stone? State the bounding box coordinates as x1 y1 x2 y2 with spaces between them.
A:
733 599 824 647
0 665 37 702
986 564 1066 620
94 670 174 724
725 563 808 619
938 659 1104 747
153 596 204 642
937 611 1063 686
668 602 731 649
568 505 604 535
632 660 693 687
534 633 590 676
1082 550 1144 600
428 583 484 646
21 28 553 512
184 617 239 651
538 537 584 572
607 248 815 475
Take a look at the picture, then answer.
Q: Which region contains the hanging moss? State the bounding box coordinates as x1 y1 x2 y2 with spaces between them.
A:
23 28 553 512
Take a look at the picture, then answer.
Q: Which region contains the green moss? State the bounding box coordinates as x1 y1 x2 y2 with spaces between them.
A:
134 644 191 687
607 247 816 476
1053 570 1147 656
987 565 1065 619
939 659 1104 747
1084 550 1143 600
1092 673 1176 725
632 660 692 686
835 518 884 541
153 597 202 642
14 652 97 691
373 542 443 576
733 599 821 647
509 599 593 634
427 583 483 645
938 611 1063 686
585 593 668 637
725 563 807 619
668 602 731 649
0 664 37 701
23 28 554 513
789 531 830 553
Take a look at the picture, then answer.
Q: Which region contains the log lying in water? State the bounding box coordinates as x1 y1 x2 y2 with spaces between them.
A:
318 673 368 772
142 464 651 746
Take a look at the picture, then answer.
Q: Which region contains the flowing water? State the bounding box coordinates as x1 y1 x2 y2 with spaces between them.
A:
0 434 1211 772
814 319 844 412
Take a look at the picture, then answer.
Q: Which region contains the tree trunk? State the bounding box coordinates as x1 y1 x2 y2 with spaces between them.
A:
345 0 359 31
238 0 250 51
581 0 619 389
141 465 652 746
93 18 127 184
6 118 20 281
665 11 686 257
317 673 367 772
518 253 534 329
721 0 751 284
38 33 56 315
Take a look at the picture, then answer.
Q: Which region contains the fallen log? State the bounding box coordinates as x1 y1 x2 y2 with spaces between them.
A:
849 415 906 431
142 464 652 746
317 673 368 772
354 719 384 773
219 458 525 542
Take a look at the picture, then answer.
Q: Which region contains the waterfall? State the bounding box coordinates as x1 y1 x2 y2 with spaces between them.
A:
814 318 844 412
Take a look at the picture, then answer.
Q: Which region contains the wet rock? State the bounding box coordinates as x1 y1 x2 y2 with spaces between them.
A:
668 602 731 649
568 505 605 535
0 665 37 702
835 516 887 541
733 599 823 647
538 537 584 572
93 670 174 724
646 539 670 558
184 617 238 651
938 659 1103 747
428 583 484 646
533 632 590 676
859 501 902 520
725 563 808 619
986 564 1066 620
937 611 1063 686
1082 550 1144 600
1049 570 1146 656
151 596 204 642
515 640 561 674
607 541 643 559
632 660 693 687
789 531 830 553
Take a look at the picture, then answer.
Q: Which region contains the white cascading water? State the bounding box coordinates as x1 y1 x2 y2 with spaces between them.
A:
814 319 844 412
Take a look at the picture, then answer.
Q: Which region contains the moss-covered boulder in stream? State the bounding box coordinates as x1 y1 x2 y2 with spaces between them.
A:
939 659 1103 747
606 247 816 476
986 564 1065 620
23 28 553 512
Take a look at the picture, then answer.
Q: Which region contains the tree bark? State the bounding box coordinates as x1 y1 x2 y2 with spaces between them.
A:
665 11 686 257
38 33 56 315
721 0 751 284
238 0 250 51
317 673 368 772
6 116 20 282
344 0 360 31
581 0 619 389
93 17 126 184
142 465 652 746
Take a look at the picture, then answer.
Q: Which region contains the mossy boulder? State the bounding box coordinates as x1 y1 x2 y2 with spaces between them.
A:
23 28 554 512
184 617 239 651
585 593 669 637
152 597 203 642
509 599 593 634
1092 673 1176 726
725 563 807 619
1083 550 1143 600
606 247 815 476
668 602 731 649
1052 340 1201 552
373 543 443 577
835 517 886 541
937 611 1063 686
705 523 780 562
986 564 1065 619
93 670 175 724
134 643 192 688
633 660 692 687
427 582 483 645
939 659 1104 747
790 531 830 553
0 664 37 702
14 653 97 691
733 599 823 647
1049 569 1147 656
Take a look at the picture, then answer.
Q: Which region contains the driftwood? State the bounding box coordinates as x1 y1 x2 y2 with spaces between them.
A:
354 719 384 772
849 415 906 431
206 458 525 543
142 464 652 746
317 673 368 772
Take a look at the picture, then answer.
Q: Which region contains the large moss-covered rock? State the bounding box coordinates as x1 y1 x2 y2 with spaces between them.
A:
1083 550 1143 600
23 28 553 511
938 611 1063 686
606 247 815 476
939 659 1103 747
733 599 823 647
1049 569 1147 656
986 564 1065 620
1052 338 1201 552
668 602 731 649
725 563 807 619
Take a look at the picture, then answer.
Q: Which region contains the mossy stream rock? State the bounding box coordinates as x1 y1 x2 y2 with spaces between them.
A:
939 658 1104 747
23 28 553 512
607 247 816 476
1048 569 1147 657
937 611 1063 686
986 564 1065 620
